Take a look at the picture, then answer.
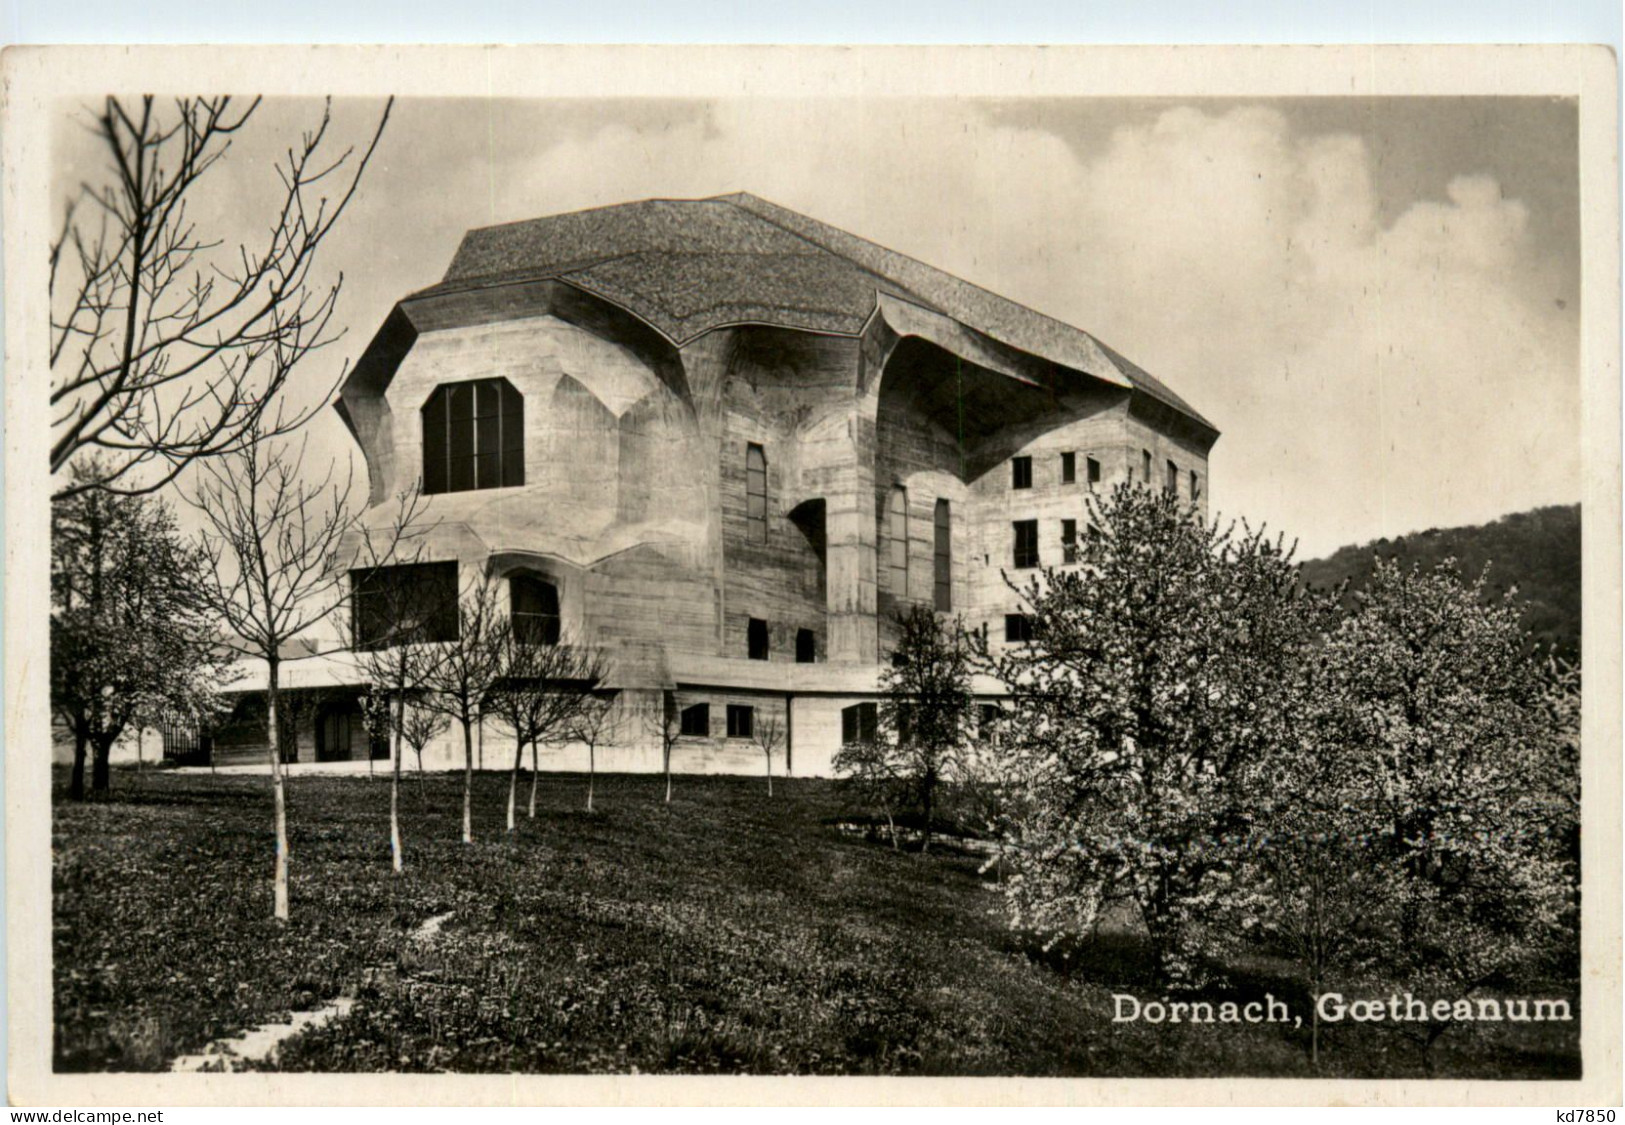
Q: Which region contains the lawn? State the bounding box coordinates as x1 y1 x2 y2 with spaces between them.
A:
53 767 1581 1077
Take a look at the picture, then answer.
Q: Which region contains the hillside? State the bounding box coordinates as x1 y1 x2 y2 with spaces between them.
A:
1298 505 1581 661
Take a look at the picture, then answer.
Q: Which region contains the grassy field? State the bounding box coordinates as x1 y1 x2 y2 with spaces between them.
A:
53 767 1580 1077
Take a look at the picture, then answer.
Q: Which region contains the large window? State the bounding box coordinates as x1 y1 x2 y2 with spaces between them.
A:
1087 456 1102 488
1191 470 1202 503
841 702 878 744
933 499 952 611
746 443 768 543
510 573 561 645
1062 519 1078 564
796 628 816 663
1061 451 1076 484
1142 449 1153 485
1011 456 1033 490
351 561 459 650
889 486 909 594
1005 613 1035 643
422 378 524 494
748 617 770 660
1012 519 1039 569
1166 459 1179 495
726 704 755 739
680 703 710 737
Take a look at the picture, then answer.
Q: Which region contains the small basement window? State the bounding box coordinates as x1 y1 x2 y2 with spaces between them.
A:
679 703 710 737
748 617 769 660
726 704 755 739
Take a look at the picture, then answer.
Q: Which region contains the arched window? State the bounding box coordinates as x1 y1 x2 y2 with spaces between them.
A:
510 573 560 645
422 378 524 494
746 442 768 542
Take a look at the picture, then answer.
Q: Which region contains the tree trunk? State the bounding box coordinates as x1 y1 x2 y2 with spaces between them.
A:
586 742 595 812
528 740 538 818
91 737 112 794
267 664 290 922
766 751 773 797
390 690 405 874
664 747 672 804
920 781 932 854
507 739 523 834
461 716 475 844
70 725 87 801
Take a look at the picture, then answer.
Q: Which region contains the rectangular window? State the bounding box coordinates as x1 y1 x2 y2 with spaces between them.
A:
679 703 710 737
351 561 460 650
1061 452 1076 484
1087 456 1102 488
510 573 561 645
889 486 909 594
1143 449 1153 484
1005 613 1034 643
1167 459 1179 495
933 498 952 611
978 703 1002 742
1062 519 1078 564
1012 519 1039 569
1011 456 1033 490
841 702 878 743
726 704 755 739
796 628 815 663
748 617 769 661
1191 470 1201 503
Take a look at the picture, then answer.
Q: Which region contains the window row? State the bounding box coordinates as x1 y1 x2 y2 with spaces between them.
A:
746 618 818 663
678 702 759 740
1009 517 1100 569
1011 452 1102 491
1131 448 1202 503
349 562 560 650
839 700 1006 744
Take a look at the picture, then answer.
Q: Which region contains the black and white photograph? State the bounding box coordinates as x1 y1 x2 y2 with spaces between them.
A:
4 43 1619 1106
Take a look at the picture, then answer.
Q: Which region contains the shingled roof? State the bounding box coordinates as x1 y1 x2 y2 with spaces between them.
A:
412 192 1212 430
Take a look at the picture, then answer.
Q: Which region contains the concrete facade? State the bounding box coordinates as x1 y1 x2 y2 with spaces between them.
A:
195 194 1217 778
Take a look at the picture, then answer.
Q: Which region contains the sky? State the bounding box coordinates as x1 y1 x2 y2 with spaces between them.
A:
52 94 1581 559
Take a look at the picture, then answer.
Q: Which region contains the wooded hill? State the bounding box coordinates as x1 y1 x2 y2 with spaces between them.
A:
1298 505 1581 661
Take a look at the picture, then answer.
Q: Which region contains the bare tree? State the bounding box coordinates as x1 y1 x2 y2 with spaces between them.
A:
399 699 449 777
643 691 684 805
566 691 621 813
350 499 442 874
486 635 609 834
753 709 785 799
188 427 413 920
50 95 392 499
418 574 509 844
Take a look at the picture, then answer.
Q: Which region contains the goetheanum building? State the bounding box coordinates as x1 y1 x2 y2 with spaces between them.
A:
193 193 1216 776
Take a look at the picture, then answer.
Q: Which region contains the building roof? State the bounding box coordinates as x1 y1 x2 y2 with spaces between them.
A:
410 193 1213 430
